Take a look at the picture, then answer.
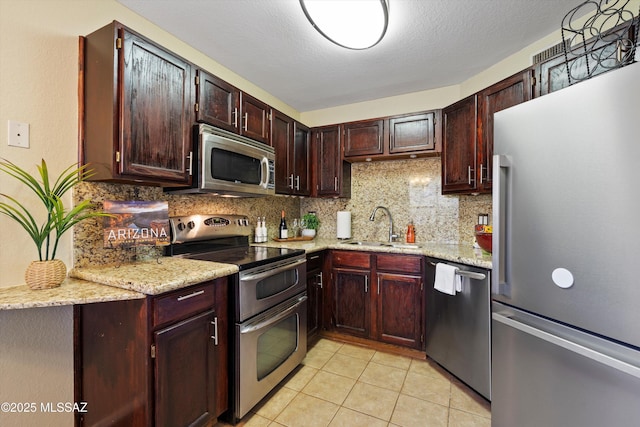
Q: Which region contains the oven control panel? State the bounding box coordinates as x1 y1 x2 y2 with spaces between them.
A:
169 214 251 243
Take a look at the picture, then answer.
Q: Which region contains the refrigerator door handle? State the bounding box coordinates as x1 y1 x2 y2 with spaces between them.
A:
493 311 640 380
492 154 512 298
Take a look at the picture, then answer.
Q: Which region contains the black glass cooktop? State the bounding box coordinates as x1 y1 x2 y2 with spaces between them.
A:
166 236 304 271
185 246 304 271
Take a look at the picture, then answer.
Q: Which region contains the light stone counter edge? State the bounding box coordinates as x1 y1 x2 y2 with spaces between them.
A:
1 258 239 310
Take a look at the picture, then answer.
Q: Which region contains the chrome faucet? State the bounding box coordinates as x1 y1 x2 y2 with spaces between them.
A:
369 206 397 242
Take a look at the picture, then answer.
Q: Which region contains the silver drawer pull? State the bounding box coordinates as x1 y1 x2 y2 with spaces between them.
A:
177 289 205 301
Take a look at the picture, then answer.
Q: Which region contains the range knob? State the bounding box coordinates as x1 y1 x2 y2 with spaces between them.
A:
176 222 186 231
187 221 195 230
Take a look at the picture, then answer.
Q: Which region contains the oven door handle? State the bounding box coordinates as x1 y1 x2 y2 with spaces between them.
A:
240 295 307 334
241 258 306 282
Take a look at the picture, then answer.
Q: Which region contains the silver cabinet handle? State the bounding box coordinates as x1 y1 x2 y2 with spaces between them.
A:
317 271 323 288
493 311 640 380
187 151 193 176
232 107 238 128
467 165 475 185
176 289 205 301
480 163 485 184
289 174 294 189
364 275 368 293
334 176 338 192
210 317 218 345
243 112 248 131
295 175 300 191
377 276 380 295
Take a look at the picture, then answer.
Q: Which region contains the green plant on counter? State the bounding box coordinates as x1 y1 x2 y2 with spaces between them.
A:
302 213 320 230
0 158 111 261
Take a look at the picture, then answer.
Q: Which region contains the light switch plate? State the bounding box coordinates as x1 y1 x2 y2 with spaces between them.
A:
8 120 30 148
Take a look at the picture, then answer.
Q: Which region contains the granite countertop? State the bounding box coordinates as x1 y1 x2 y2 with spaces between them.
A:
255 238 493 269
0 277 146 310
2 240 488 311
69 257 239 295
1 258 238 311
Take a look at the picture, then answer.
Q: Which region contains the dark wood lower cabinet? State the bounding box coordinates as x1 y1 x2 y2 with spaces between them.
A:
75 278 229 427
154 310 216 427
333 267 371 338
328 251 425 350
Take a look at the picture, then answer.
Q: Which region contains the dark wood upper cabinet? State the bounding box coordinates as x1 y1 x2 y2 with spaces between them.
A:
442 69 532 194
195 69 240 133
82 21 193 186
389 112 439 154
343 111 440 161
442 95 478 194
240 92 270 144
343 119 384 157
476 69 533 191
272 110 311 196
312 125 351 198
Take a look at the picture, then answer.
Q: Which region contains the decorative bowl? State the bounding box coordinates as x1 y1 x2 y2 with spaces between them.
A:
475 232 492 253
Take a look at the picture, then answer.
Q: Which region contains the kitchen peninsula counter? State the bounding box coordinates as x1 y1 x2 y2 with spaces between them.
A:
1 258 238 310
256 238 493 269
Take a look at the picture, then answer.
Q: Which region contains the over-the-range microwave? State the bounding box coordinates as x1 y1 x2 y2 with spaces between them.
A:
166 124 275 197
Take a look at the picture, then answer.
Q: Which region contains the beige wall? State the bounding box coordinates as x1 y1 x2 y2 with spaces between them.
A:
1 0 638 425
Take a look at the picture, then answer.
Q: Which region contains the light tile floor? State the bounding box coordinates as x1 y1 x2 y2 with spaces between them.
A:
217 338 491 427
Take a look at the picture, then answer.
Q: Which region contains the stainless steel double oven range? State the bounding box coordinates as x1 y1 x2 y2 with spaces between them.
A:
166 214 307 422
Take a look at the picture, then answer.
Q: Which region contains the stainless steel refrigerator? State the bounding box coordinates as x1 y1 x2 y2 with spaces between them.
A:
491 61 640 427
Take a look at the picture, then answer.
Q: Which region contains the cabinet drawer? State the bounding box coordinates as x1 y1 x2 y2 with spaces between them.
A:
376 254 423 274
306 252 324 271
153 282 215 328
332 251 372 269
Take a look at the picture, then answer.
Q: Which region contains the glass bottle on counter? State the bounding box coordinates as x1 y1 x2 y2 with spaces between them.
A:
279 210 288 239
406 220 415 243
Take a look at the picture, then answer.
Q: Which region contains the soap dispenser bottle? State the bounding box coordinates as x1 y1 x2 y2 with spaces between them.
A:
406 221 415 243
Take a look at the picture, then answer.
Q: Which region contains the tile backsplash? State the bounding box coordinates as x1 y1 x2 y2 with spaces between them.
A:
73 157 490 267
301 157 491 245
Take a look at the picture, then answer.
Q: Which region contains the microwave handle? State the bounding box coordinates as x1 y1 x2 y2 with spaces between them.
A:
260 157 269 189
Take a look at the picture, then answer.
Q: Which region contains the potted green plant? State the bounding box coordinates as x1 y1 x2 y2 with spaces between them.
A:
0 158 110 289
301 212 320 238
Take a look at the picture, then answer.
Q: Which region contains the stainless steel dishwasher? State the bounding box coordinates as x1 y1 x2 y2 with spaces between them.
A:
425 258 491 400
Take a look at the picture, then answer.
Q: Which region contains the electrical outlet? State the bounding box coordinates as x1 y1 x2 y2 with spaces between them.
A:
8 120 30 148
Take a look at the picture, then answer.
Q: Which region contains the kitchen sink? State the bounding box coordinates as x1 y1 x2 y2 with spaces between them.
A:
339 240 422 249
389 243 422 249
339 240 391 246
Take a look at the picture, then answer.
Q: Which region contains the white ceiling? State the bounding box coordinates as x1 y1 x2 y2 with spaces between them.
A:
116 0 587 112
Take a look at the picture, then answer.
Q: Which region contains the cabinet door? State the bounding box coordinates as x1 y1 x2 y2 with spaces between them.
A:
314 125 345 197
332 267 370 337
293 122 312 196
376 273 423 349
343 119 384 158
306 253 324 340
240 92 270 144
389 112 436 154
120 28 193 184
442 95 477 194
477 69 532 191
154 310 216 427
272 110 294 194
196 70 239 133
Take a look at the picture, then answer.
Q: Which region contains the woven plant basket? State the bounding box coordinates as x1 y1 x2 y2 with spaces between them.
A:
25 259 67 290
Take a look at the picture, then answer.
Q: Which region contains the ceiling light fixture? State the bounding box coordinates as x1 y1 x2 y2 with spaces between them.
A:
300 0 389 50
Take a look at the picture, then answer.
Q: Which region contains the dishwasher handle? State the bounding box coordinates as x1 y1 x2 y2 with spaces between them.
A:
428 261 487 281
